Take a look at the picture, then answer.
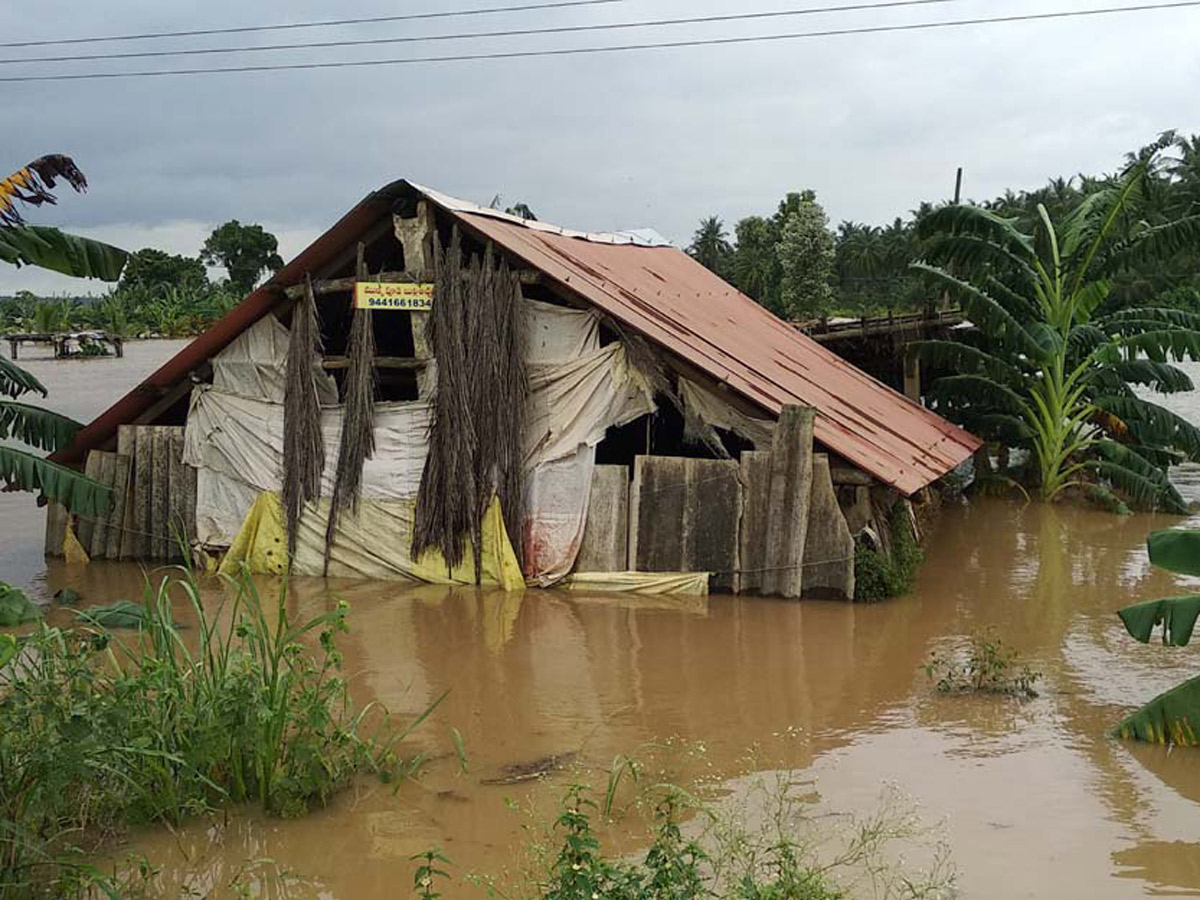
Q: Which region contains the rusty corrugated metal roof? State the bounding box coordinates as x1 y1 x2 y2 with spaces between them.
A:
58 180 980 494
432 199 979 495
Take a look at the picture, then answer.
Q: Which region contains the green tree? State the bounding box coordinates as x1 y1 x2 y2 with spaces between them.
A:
685 215 732 276
775 191 835 320
119 247 208 292
201 220 284 295
0 156 123 518
730 215 777 306
914 136 1200 512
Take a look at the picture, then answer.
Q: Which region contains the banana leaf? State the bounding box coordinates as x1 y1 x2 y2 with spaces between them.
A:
0 445 111 518
0 355 47 399
0 224 127 281
0 401 84 452
0 582 40 627
1147 528 1200 577
76 599 177 630
1116 673 1200 747
1118 595 1200 646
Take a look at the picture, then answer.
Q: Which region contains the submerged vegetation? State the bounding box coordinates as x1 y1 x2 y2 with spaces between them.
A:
924 631 1042 699
454 765 954 900
1116 528 1200 746
0 567 432 899
853 501 923 602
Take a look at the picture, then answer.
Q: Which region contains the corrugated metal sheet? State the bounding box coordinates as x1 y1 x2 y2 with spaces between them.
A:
433 201 980 495
57 180 980 495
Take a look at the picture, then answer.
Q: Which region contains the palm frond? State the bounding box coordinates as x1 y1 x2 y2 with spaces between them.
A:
1096 394 1200 461
0 225 127 281
1100 215 1200 274
910 263 1039 356
1093 439 1186 513
927 374 1030 416
0 446 111 518
1120 329 1200 363
911 340 1027 386
916 204 1035 258
0 155 87 226
1090 359 1193 394
1068 324 1109 357
1098 307 1200 332
0 401 84 452
0 355 47 399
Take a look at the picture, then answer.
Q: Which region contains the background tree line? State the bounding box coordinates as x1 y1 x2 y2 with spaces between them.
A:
0 220 284 339
687 131 1200 323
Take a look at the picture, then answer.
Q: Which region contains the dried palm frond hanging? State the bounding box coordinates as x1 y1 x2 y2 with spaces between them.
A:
282 275 326 556
413 230 528 579
1 155 88 226
322 261 377 575
413 227 477 569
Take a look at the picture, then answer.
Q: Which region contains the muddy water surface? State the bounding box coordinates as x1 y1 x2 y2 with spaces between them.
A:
5 343 1200 898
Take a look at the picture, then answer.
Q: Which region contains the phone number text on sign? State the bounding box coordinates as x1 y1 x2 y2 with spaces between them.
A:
354 282 435 310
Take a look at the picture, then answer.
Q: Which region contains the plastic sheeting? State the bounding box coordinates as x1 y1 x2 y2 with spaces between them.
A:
220 491 525 589
525 298 599 363
212 316 338 405
185 387 431 546
678 377 775 450
561 571 710 596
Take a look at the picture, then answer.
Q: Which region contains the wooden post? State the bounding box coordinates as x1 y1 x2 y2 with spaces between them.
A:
167 428 188 559
762 406 815 599
903 347 921 403
394 202 435 368
88 452 117 559
105 454 131 561
44 502 68 557
151 428 172 559
76 452 102 551
8 339 16 360
118 425 139 560
134 426 154 560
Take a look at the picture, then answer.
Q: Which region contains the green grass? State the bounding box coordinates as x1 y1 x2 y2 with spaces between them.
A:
0 566 436 899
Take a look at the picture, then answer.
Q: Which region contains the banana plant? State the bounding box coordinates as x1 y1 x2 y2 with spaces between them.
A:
1116 528 1200 746
0 155 127 518
914 134 1200 512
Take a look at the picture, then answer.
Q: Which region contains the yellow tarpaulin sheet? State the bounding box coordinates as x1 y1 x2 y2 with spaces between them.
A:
561 571 710 596
219 491 525 590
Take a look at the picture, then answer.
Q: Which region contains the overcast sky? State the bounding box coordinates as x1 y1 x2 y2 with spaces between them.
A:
4 0 1199 294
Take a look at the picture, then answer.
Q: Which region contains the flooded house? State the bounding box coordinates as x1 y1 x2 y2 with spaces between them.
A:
49 181 980 598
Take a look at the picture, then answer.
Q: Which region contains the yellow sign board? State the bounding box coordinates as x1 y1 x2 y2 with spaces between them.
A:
354 281 434 311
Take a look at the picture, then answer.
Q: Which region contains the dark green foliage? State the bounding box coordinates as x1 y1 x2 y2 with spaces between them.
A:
1 568 432 898
118 248 207 292
1115 529 1200 746
0 447 111 519
0 227 126 283
0 582 40 627
686 216 733 277
0 403 82 454
854 503 923 602
201 220 284 295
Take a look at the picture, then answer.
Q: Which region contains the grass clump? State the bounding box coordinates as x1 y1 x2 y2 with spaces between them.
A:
924 630 1041 699
460 763 954 899
0 566 432 899
854 503 923 602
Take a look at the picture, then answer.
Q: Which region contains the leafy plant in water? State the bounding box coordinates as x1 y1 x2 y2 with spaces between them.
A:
924 630 1041 699
0 582 40 627
0 565 436 898
411 849 451 900
1115 528 1200 746
854 503 923 602
913 134 1200 513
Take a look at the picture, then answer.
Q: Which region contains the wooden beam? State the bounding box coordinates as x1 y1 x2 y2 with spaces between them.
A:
283 268 538 300
321 356 427 371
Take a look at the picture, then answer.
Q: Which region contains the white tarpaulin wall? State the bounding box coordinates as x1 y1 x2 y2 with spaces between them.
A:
185 300 655 584
678 377 775 450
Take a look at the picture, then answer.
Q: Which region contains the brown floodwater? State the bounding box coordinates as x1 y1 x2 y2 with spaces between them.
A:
5 341 1200 898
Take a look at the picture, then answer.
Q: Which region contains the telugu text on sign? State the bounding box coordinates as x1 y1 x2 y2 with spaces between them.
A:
354 282 435 310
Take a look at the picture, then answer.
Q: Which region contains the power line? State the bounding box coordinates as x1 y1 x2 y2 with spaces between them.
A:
2 1 1196 83
0 0 983 66
0 0 632 49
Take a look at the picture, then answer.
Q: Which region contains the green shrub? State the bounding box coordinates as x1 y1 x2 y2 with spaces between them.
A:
1 566 434 899
924 630 1041 699
854 503 923 602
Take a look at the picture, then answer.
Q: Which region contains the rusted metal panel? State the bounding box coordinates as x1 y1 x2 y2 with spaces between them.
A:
436 208 980 496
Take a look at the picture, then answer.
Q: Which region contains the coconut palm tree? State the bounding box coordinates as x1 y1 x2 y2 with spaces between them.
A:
686 215 732 275
914 135 1200 513
0 155 128 518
